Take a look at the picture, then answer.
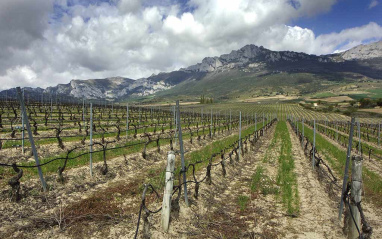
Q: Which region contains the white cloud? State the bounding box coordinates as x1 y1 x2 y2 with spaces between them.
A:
0 0 381 91
369 0 379 9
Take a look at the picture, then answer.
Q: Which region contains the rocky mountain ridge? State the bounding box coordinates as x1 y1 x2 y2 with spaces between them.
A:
1 41 381 101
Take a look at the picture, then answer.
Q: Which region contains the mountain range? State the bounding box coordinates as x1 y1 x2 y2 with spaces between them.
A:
1 41 381 102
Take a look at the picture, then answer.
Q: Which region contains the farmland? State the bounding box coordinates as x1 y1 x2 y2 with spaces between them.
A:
0 98 381 238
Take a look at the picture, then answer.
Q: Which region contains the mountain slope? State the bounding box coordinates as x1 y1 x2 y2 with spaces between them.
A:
1 41 381 102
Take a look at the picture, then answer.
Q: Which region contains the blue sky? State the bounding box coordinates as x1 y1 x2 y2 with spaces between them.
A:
293 0 381 36
1 0 381 90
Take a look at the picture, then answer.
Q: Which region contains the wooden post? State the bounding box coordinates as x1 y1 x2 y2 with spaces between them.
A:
347 155 362 239
238 112 242 161
16 87 47 191
89 103 93 177
176 101 189 206
162 151 176 232
312 119 316 169
339 117 355 221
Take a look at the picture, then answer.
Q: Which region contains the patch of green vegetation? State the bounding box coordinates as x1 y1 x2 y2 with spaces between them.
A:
299 122 382 208
142 121 269 192
237 195 250 212
367 89 382 98
312 92 336 99
250 166 279 196
275 121 299 215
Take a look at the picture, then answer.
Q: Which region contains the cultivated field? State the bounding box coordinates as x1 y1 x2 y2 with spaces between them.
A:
0 100 381 238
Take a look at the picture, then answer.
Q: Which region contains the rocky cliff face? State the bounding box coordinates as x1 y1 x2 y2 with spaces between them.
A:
181 44 331 73
340 41 382 60
44 77 172 99
1 41 381 101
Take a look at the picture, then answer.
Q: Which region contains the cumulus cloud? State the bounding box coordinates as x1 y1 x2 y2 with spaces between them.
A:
0 0 381 90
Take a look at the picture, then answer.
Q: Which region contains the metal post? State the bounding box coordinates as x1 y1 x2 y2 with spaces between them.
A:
50 98 53 121
302 118 304 148
126 104 129 139
139 107 141 127
239 111 242 161
312 119 316 169
255 113 257 131
357 120 361 154
229 110 231 131
82 98 85 127
339 117 355 221
16 87 47 191
378 122 381 146
89 103 93 177
21 89 25 154
176 100 189 206
210 109 212 138
174 106 177 148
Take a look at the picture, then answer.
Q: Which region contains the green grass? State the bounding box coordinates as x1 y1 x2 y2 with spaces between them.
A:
367 88 382 98
312 92 336 99
145 121 270 191
237 195 250 212
274 121 299 214
298 122 382 208
250 166 279 196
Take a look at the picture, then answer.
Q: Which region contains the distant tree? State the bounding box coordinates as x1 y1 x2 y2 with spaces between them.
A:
376 98 382 107
359 98 373 108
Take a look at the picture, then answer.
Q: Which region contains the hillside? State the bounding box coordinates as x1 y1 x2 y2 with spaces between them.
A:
1 41 381 102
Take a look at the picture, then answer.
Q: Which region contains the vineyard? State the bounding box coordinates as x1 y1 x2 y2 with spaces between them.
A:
0 96 381 239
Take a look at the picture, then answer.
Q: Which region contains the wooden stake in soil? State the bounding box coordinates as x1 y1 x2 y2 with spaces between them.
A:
89 103 93 177
339 117 355 221
346 155 363 239
176 100 189 206
16 87 47 191
162 151 176 232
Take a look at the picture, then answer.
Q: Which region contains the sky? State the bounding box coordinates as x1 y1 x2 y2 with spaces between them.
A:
0 0 381 91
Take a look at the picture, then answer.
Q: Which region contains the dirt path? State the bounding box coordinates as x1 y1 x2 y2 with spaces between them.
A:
285 122 345 238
